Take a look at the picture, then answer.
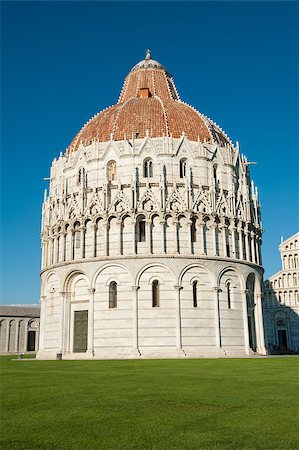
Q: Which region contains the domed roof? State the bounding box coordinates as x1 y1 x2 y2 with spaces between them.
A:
69 52 232 151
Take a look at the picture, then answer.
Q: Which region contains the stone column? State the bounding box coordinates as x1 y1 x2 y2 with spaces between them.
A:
103 222 108 256
255 235 260 265
187 220 193 255
160 220 166 254
132 286 139 352
91 224 97 257
44 240 48 268
52 234 58 264
50 237 54 265
237 225 244 260
64 293 71 353
174 285 182 350
117 220 123 255
70 228 75 260
241 289 250 354
56 234 61 263
255 292 267 355
38 296 46 351
244 227 250 261
5 320 10 353
59 292 66 353
230 223 236 258
88 288 95 356
41 239 46 270
221 221 227 257
146 220 152 254
24 320 29 353
15 321 20 353
251 231 256 264
131 220 136 255
213 287 221 348
198 220 205 255
80 226 86 259
211 223 217 257
258 236 263 266
36 324 40 352
173 219 179 254
62 232 67 261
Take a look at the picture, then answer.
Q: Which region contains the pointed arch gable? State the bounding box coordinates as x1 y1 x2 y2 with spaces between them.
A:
138 136 159 157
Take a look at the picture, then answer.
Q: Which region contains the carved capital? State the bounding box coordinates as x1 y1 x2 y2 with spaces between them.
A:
174 285 182 290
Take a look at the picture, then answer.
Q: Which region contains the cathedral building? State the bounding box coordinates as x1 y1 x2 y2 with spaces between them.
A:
263 233 299 352
37 52 266 359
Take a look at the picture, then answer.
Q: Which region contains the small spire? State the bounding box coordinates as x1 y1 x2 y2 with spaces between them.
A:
145 48 151 60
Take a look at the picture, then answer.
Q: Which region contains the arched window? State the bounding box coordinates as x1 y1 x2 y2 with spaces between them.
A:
179 158 187 178
143 158 153 178
56 235 60 263
109 281 117 308
227 282 232 309
137 217 146 242
283 255 288 269
107 160 117 181
193 281 198 307
152 280 160 307
74 223 81 249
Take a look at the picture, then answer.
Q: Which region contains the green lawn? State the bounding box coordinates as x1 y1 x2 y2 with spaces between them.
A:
1 356 298 449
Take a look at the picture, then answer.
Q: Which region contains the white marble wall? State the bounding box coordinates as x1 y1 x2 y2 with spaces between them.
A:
37 258 266 359
38 135 265 359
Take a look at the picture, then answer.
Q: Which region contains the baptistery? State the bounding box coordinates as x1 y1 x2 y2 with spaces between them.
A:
37 52 266 359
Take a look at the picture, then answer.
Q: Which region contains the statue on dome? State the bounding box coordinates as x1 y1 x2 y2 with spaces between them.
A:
145 48 151 60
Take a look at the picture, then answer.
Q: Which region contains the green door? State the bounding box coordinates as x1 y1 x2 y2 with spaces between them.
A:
73 310 88 353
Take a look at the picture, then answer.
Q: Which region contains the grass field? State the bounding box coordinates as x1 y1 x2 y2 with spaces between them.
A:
1 356 299 449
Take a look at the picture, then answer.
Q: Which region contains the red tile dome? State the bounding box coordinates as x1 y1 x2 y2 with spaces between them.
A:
69 54 232 151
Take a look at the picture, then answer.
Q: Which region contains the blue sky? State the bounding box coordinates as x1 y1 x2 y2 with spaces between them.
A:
1 1 298 304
